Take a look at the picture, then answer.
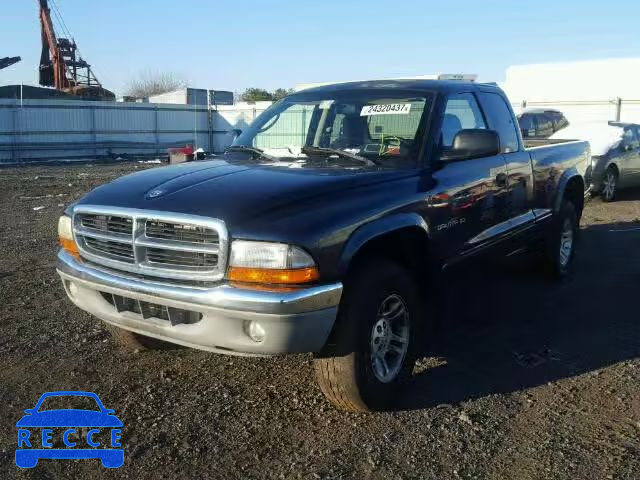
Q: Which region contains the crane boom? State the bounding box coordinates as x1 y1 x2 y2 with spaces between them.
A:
37 0 114 100
0 57 21 70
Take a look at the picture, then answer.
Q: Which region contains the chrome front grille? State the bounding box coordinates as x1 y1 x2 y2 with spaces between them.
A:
146 248 218 267
84 237 135 262
73 206 228 282
145 220 217 243
81 214 133 235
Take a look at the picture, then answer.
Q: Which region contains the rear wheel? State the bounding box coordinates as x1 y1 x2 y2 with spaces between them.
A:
600 167 618 202
542 199 578 279
313 259 422 411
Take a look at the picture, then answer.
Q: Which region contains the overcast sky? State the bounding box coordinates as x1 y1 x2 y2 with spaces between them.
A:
2 0 639 96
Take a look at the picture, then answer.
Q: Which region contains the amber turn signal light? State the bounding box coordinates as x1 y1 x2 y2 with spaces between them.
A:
59 237 81 259
228 266 319 284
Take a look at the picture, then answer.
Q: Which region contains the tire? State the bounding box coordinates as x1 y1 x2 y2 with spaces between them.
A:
600 167 618 202
103 323 174 351
313 259 422 411
542 199 578 279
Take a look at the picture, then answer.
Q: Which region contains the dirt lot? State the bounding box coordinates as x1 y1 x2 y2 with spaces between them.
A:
1 162 639 480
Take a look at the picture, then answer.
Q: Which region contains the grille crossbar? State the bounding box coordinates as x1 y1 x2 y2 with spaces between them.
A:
73 207 228 282
102 292 202 325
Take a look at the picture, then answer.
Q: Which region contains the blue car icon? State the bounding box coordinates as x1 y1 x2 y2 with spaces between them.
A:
15 391 123 468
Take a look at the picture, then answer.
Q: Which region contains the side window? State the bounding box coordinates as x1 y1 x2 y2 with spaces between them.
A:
441 93 486 147
536 115 553 137
518 115 536 138
477 92 519 153
328 113 346 146
622 127 639 149
554 114 569 131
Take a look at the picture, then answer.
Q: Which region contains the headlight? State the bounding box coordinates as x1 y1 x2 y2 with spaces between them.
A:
58 215 80 258
228 240 319 284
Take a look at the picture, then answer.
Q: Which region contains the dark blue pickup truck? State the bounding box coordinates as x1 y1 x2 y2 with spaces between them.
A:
57 79 590 411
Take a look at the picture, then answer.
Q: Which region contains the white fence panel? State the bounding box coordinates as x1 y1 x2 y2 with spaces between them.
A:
0 99 209 164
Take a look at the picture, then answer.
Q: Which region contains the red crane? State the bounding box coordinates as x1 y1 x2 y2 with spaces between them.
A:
37 0 114 100
0 56 21 70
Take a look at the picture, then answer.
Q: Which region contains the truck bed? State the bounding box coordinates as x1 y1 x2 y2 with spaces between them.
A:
524 138 579 149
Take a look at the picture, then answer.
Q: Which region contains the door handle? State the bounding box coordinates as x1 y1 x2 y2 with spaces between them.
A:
495 172 508 187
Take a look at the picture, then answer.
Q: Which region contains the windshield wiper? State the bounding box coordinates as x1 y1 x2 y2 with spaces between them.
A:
225 145 277 162
301 146 378 167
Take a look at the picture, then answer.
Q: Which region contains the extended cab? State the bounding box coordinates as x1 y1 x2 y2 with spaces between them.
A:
57 80 590 411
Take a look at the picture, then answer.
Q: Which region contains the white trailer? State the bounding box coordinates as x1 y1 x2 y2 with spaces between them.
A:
501 58 640 124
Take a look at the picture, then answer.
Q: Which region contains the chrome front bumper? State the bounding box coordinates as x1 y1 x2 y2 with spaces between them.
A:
56 250 342 356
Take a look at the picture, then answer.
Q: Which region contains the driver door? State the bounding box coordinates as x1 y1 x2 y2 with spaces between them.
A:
430 93 510 260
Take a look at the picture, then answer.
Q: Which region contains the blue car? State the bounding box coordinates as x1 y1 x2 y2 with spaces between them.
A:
15 391 123 468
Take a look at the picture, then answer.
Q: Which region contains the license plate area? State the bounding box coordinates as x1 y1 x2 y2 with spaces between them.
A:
100 292 202 325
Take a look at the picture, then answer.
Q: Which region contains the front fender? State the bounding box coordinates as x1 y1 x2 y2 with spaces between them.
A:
338 213 430 275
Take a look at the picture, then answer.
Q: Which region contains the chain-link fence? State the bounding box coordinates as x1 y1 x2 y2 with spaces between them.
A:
4 96 640 164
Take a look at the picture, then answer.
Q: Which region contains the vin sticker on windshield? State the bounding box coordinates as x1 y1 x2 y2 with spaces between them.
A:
360 103 411 116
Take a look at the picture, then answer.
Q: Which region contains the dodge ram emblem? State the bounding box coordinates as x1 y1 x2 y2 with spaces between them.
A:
146 189 163 199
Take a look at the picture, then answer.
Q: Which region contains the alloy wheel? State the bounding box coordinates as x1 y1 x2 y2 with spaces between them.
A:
369 294 410 383
601 171 617 201
558 218 574 267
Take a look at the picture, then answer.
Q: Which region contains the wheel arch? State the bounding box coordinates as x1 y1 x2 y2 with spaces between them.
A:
339 213 432 279
607 162 620 175
554 171 585 218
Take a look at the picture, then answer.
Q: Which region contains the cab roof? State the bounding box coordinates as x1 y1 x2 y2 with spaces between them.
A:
295 79 502 95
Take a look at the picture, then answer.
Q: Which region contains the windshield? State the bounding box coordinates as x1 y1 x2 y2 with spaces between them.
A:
232 89 432 169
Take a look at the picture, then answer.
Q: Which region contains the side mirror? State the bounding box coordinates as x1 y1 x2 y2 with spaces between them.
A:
104 409 115 414
229 128 242 139
24 409 34 414
441 129 501 161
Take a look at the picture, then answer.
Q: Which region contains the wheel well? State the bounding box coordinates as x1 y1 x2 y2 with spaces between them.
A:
607 163 619 176
347 227 431 281
563 176 585 218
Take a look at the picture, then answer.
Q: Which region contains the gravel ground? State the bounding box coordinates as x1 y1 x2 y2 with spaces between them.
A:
1 162 639 480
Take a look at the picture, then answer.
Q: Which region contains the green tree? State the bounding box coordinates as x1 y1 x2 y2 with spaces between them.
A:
272 88 294 101
240 88 273 102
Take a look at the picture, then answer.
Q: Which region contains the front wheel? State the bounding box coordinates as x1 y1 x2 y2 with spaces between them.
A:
313 259 421 411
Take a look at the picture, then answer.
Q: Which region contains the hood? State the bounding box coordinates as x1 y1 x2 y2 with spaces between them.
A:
77 156 412 228
16 410 123 427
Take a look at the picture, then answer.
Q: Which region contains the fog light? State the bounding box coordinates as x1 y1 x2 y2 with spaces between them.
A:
244 320 266 343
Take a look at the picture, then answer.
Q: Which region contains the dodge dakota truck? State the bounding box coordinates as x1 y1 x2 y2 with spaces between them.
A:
57 79 590 411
